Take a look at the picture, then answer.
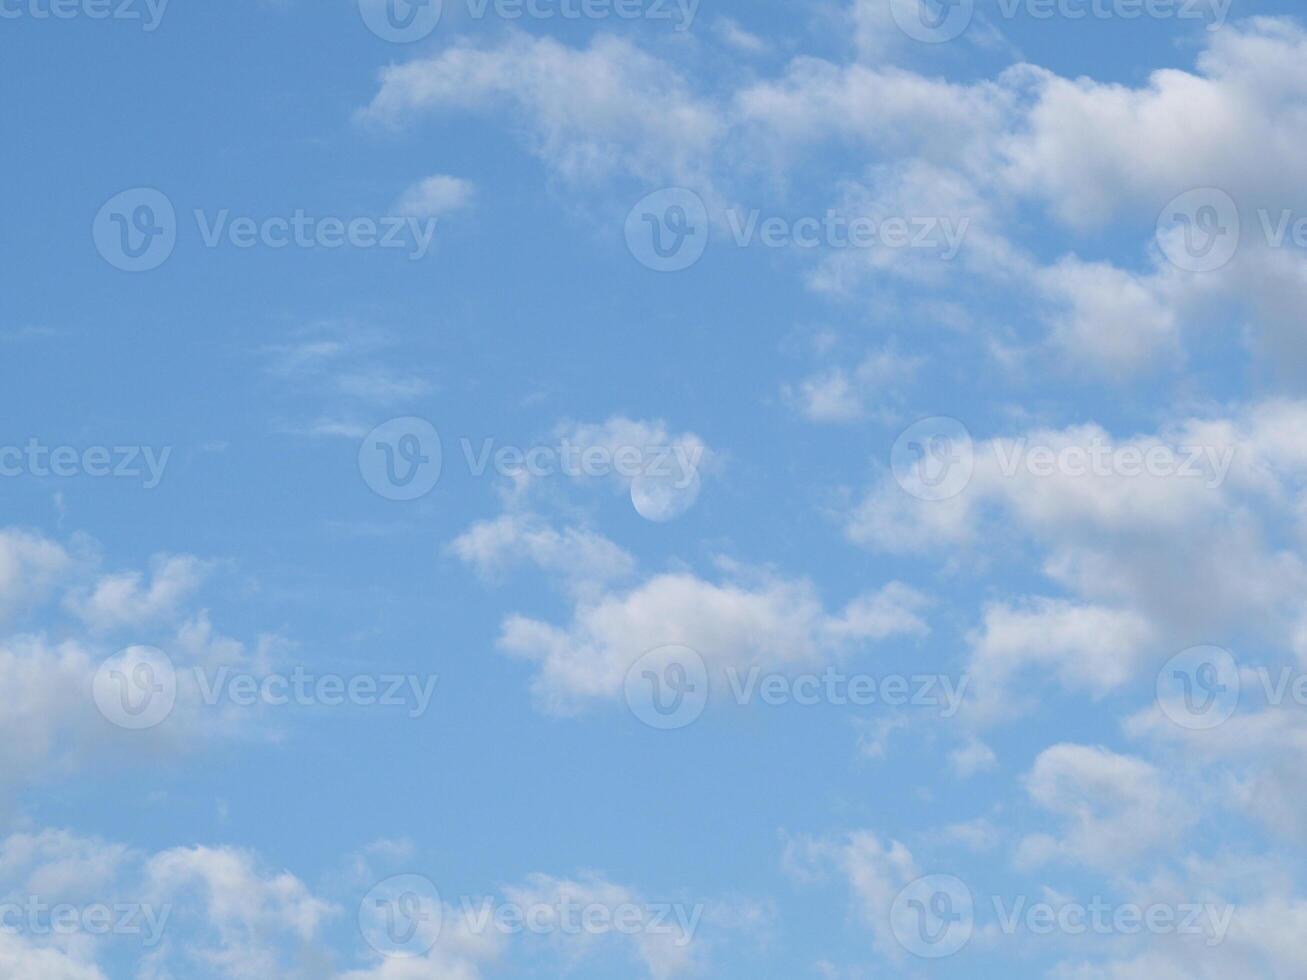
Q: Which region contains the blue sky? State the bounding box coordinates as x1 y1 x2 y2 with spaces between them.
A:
3 0 1307 976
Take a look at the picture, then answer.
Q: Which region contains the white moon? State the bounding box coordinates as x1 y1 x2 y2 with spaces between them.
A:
630 468 702 522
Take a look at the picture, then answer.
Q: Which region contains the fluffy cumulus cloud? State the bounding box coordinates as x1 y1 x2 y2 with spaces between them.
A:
1035 257 1182 374
849 401 1307 718
0 936 107 980
0 825 736 980
0 529 72 625
0 831 339 980
450 513 636 597
498 566 929 714
782 821 1307 976
499 873 701 980
1128 689 1307 846
966 600 1158 721
65 554 209 632
782 831 921 959
359 33 721 188
1000 20 1307 227
1042 856 1307 978
783 344 925 424
1016 744 1194 872
0 635 102 786
143 845 336 979
0 528 299 791
360 16 1307 375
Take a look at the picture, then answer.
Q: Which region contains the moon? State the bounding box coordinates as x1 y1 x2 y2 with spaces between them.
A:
630 468 702 522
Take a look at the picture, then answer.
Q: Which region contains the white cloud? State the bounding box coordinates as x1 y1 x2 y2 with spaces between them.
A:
735 60 1018 167
966 599 1157 721
949 738 998 777
356 17 1307 375
65 554 208 632
263 323 434 422
0 935 106 980
999 19 1307 229
787 369 865 423
1036 257 1181 373
850 403 1307 717
713 17 769 55
1127 692 1307 845
498 568 929 714
395 175 475 218
340 928 498 980
488 415 714 522
0 636 103 786
785 345 925 424
782 831 919 958
0 530 71 625
1017 744 1194 872
0 823 735 980
0 530 305 787
856 715 909 761
501 873 700 979
0 830 340 980
1046 858 1307 978
450 514 635 597
0 829 131 902
360 33 721 188
550 417 712 487
940 817 1001 852
145 845 335 979
0 828 470 980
